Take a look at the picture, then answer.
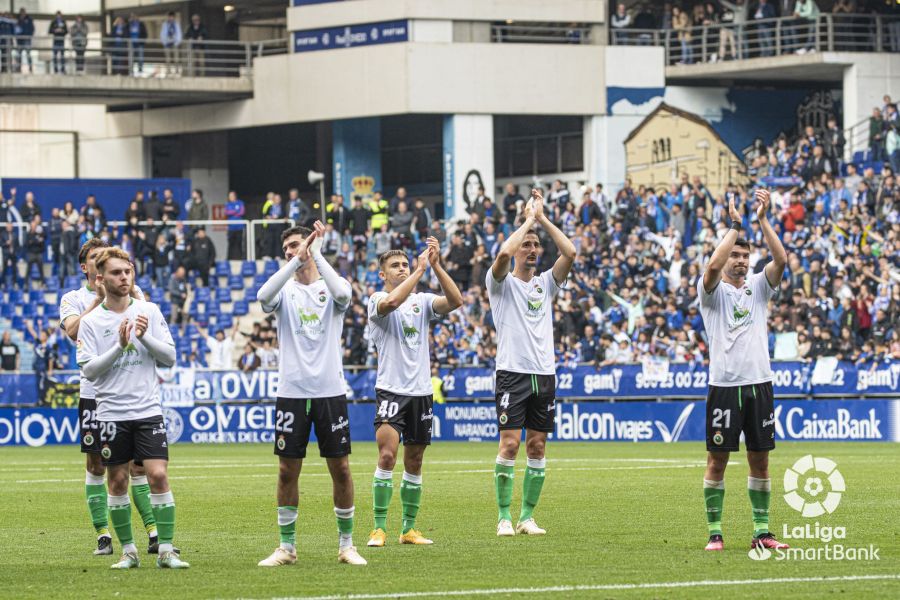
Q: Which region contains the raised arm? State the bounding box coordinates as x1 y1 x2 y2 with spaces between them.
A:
309 221 352 307
376 246 430 317
62 284 105 341
533 192 576 286
257 230 317 308
427 237 463 315
491 202 536 281
702 194 742 294
756 189 787 289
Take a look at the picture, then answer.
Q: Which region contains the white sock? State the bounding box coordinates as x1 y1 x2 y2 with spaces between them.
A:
495 455 516 467
123 542 138 555
159 543 173 554
278 507 298 553
374 467 393 480
85 471 105 486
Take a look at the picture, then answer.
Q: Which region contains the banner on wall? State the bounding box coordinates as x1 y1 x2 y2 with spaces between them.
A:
1 399 897 447
1 361 897 408
293 20 409 53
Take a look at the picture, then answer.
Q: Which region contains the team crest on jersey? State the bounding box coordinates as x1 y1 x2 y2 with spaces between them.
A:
317 292 327 305
412 303 420 314
76 339 83 350
83 433 95 446
745 288 752 295
277 435 286 451
499 413 508 425
101 445 112 459
713 431 724 446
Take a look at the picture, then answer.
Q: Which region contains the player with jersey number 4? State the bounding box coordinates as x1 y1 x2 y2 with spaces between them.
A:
365 238 462 548
487 189 576 537
698 188 789 553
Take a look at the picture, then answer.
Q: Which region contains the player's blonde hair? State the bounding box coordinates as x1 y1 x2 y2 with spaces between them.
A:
94 247 133 273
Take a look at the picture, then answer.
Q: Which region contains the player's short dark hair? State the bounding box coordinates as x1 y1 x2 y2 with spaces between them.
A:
734 238 751 251
378 249 407 268
281 225 312 242
524 229 540 239
78 238 109 265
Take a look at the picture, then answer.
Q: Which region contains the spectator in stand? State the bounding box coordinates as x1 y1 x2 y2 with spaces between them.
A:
80 194 105 233
793 0 820 53
673 5 693 63
14 8 34 73
0 222 19 288
70 15 88 74
184 14 208 76
325 194 347 232
389 186 409 214
110 16 128 76
347 196 370 262
411 197 433 242
127 14 148 75
59 218 79 285
869 107 885 162
256 339 278 370
502 183 523 224
188 227 215 287
0 12 13 73
24 215 45 288
389 200 414 249
161 188 180 222
754 0 776 57
369 191 389 231
0 331 19 371
287 187 310 226
152 234 171 286
238 342 260 372
187 188 209 225
225 190 245 260
205 323 237 370
632 4 657 45
48 11 67 73
168 265 189 326
160 11 182 76
20 191 41 223
611 3 631 44
719 0 749 60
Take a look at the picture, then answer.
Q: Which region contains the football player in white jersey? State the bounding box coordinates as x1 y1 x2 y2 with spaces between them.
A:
59 238 162 556
487 190 576 537
76 248 188 569
698 189 788 552
256 222 366 567
365 238 462 548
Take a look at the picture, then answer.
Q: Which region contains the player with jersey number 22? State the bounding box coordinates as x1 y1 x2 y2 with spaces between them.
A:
697 188 788 553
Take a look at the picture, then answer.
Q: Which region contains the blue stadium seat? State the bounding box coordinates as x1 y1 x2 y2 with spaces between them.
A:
207 303 221 318
29 263 41 280
245 286 259 301
196 337 209 353
45 277 59 292
45 304 60 319
21 303 36 318
263 260 278 276
159 300 172 317
137 275 152 291
185 324 200 339
65 276 81 289
195 287 211 302
241 261 257 277
228 274 243 290
150 288 165 303
233 299 249 316
217 313 233 330
215 287 232 303
253 274 268 288
11 315 24 331
176 338 192 354
1 303 13 318
215 261 231 277
10 290 24 304
29 290 44 304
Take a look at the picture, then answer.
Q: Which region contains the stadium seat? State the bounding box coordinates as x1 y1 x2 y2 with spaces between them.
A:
28 290 44 305
21 303 36 318
137 275 152 291
228 274 243 290
45 278 59 292
44 304 60 319
185 324 200 339
29 264 41 281
65 276 81 289
233 299 249 316
217 313 233 330
253 274 268 288
10 290 24 304
159 300 172 316
215 287 232 303
150 288 165 303
0 303 13 318
241 261 257 277
195 287 211 302
244 286 259 301
11 315 24 331
207 303 221 318
215 261 231 277
263 260 278 276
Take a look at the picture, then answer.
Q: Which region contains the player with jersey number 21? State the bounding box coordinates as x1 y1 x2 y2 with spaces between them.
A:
697 188 788 553
76 248 187 570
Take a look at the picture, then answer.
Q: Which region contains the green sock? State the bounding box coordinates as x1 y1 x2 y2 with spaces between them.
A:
703 479 725 536
278 506 297 547
334 506 354 550
372 469 393 532
494 456 515 522
108 494 134 546
748 476 771 536
149 492 176 545
400 472 423 534
85 472 109 536
130 477 157 538
519 458 546 522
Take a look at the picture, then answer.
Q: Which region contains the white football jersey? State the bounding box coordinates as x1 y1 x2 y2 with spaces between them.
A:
367 291 438 396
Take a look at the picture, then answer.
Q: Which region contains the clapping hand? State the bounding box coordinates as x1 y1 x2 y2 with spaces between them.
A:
118 318 133 349
755 188 771 221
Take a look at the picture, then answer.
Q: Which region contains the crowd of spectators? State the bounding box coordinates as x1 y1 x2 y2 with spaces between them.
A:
0 9 209 76
1 121 899 375
610 1 900 62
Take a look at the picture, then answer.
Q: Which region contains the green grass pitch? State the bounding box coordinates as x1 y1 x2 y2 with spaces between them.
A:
1 442 898 599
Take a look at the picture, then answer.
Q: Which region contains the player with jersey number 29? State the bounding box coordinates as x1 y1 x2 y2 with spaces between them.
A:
76 248 187 570
698 188 788 553
365 237 462 548
487 189 576 538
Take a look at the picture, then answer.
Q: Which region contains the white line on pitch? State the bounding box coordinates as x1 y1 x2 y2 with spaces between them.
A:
11 463 705 485
239 574 900 600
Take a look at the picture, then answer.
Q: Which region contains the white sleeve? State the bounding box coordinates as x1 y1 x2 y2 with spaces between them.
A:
367 292 389 324
75 317 98 367
752 271 778 301
422 292 439 321
698 274 719 309
543 269 562 297
486 269 504 297
257 256 301 312
59 290 80 328
137 304 176 367
312 252 352 310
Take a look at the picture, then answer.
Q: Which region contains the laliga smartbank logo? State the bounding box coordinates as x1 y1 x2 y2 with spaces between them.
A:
748 455 879 562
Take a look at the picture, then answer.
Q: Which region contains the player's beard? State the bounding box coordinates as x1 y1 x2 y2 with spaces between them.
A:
106 279 132 299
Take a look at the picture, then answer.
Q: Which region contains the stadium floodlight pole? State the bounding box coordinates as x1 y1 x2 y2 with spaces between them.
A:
308 169 326 222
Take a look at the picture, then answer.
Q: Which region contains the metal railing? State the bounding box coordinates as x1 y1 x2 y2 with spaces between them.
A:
491 23 591 44
0 35 288 78
610 13 900 65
